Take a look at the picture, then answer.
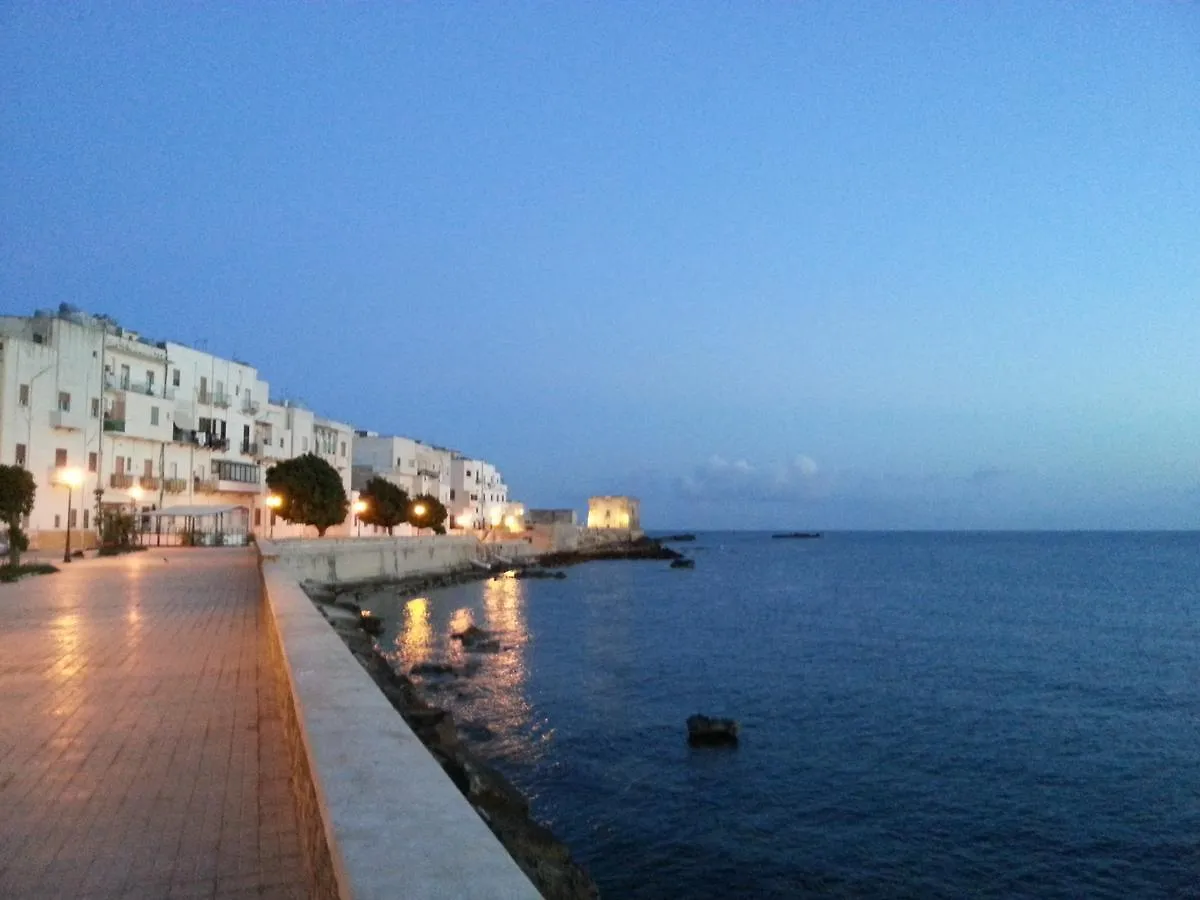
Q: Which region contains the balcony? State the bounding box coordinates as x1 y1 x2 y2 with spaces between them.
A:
417 467 440 478
48 410 80 430
211 391 231 408
164 478 188 494
194 478 219 494
110 473 134 489
242 399 261 415
103 418 126 433
139 476 160 491
241 441 259 456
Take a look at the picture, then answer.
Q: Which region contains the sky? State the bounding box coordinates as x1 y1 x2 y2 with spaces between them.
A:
2 4 1198 529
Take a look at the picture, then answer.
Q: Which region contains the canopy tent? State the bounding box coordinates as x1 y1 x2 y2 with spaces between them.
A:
142 504 244 519
137 504 250 547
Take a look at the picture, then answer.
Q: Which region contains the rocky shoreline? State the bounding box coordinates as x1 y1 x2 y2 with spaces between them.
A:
300 537 681 899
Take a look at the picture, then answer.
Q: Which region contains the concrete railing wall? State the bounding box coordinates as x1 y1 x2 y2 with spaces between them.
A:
260 535 539 584
259 555 542 899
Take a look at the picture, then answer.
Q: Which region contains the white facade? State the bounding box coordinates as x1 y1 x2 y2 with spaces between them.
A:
353 432 512 531
0 307 355 547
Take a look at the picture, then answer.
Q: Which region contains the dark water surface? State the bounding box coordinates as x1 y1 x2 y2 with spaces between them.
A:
364 532 1200 898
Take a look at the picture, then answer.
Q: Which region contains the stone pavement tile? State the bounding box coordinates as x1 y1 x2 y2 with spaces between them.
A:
0 550 308 900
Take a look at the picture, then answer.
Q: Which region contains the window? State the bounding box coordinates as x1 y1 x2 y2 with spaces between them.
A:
143 459 153 477
55 448 67 467
254 509 262 526
18 384 29 407
146 371 156 393
340 441 346 457
54 515 60 529
83 510 89 529
450 489 456 501
88 452 97 473
120 364 130 389
301 437 308 452
91 397 100 418
68 509 77 528
172 369 180 387
58 391 71 412
15 444 26 467
211 459 260 484
397 457 403 467
150 406 160 426
169 462 178 478
279 438 284 448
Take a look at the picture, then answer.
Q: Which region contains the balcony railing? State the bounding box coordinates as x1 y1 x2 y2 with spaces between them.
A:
48 410 80 430
194 478 219 494
417 467 440 478
110 473 134 489
139 476 160 491
164 478 188 494
242 399 261 415
211 391 231 408
241 441 259 456
103 418 126 433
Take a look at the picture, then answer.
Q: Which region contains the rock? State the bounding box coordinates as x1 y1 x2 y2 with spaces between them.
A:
461 755 530 817
452 624 492 644
409 661 458 676
465 639 501 653
669 558 695 569
320 604 360 624
461 723 496 743
686 714 739 747
403 707 448 729
359 613 384 635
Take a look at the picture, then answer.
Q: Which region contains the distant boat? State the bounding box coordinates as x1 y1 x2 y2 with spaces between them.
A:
771 532 822 540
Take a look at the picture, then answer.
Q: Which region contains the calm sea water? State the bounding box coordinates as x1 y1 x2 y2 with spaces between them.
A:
364 532 1200 898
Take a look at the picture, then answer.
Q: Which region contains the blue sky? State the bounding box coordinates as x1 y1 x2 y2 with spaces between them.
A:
3 4 1198 529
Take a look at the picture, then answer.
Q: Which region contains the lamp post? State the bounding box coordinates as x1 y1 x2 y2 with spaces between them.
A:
58 467 83 563
352 499 367 537
265 494 282 539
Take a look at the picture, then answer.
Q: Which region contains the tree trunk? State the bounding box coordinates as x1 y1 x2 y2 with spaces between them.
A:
316 525 328 537
6 518 20 568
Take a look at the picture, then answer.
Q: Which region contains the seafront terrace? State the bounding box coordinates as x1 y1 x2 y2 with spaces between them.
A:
0 549 306 899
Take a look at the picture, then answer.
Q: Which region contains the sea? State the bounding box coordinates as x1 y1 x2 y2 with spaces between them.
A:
362 531 1200 899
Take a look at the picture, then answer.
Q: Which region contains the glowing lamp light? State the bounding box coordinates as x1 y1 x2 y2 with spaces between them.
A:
265 494 283 510
456 513 473 528
352 499 368 515
413 503 427 517
57 467 83 488
129 485 144 501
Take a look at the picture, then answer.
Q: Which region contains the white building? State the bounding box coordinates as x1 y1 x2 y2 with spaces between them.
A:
0 306 354 548
353 432 511 530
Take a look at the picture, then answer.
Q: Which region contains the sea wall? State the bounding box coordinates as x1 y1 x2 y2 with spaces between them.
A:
258 553 542 899
260 534 540 584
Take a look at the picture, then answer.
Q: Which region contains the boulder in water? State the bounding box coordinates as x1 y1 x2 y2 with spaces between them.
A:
687 714 739 747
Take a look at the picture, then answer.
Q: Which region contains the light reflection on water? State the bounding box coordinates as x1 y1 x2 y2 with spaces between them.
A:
369 575 546 766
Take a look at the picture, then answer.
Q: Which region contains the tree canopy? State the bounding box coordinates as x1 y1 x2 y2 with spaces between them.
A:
408 493 448 535
358 476 409 535
0 464 36 567
265 454 348 537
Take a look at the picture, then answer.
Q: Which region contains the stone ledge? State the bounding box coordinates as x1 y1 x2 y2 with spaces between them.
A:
260 557 542 900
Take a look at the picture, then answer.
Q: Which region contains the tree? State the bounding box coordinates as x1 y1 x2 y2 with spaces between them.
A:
265 454 348 537
358 477 409 535
408 493 448 535
0 464 36 568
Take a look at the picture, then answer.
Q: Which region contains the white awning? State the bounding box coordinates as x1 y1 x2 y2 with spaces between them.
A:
143 504 246 519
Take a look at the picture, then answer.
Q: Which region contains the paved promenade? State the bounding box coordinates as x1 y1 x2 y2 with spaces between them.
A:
0 548 307 899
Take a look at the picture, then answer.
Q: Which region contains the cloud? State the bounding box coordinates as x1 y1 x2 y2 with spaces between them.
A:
677 452 826 502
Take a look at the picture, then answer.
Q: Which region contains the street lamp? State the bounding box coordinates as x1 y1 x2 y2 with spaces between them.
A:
265 494 282 539
412 502 427 535
352 499 367 537
57 467 83 563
